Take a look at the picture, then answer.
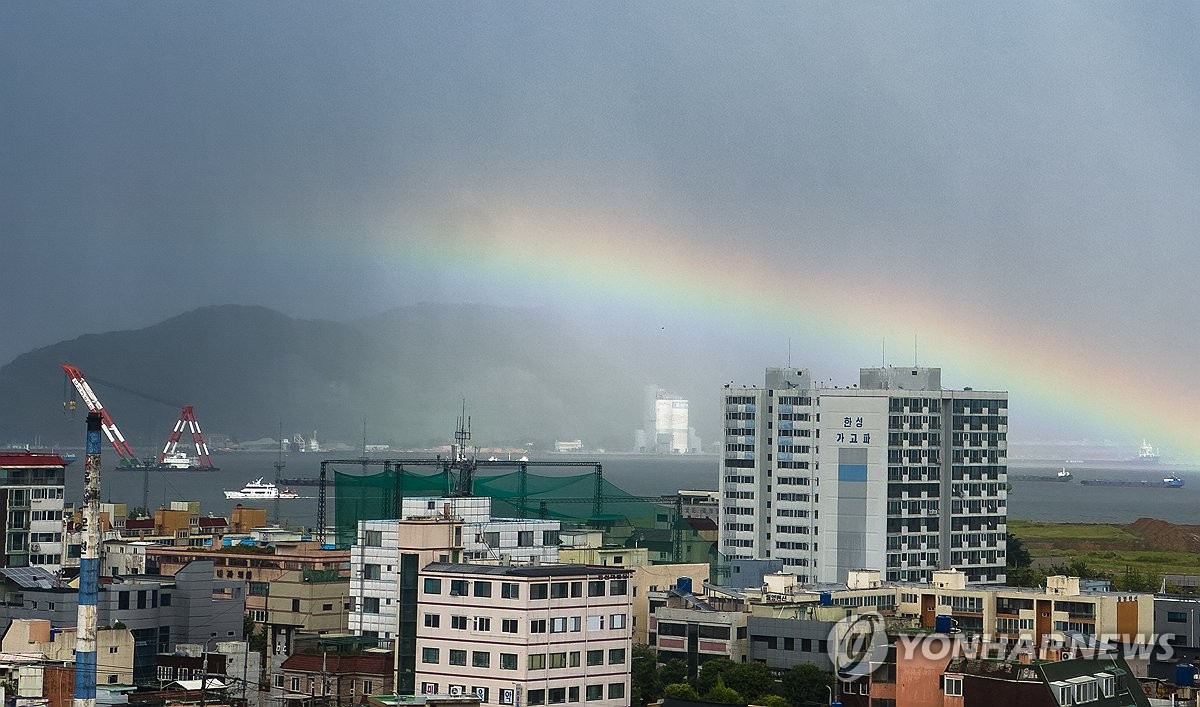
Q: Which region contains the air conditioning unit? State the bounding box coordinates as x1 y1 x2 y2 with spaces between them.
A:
449 686 464 696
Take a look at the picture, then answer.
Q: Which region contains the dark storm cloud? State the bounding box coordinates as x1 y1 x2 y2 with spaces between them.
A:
3 2 1199 442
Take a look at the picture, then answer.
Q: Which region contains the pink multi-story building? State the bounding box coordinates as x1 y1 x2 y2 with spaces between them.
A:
415 563 633 706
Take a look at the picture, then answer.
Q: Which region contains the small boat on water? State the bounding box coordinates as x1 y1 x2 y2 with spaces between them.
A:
224 478 299 499
1056 467 1072 481
1163 474 1185 488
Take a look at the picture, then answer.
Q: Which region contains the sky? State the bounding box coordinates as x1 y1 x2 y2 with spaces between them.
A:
3 2 1199 456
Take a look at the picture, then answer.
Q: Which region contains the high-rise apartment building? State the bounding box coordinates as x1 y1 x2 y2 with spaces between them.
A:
0 452 67 571
718 367 1008 585
637 385 699 454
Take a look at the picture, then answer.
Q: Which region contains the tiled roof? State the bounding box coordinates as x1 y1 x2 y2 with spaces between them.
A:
281 653 391 676
0 452 65 467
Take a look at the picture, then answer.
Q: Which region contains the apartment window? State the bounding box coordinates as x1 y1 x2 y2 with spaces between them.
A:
363 597 380 613
362 680 373 695
943 676 962 697
451 615 468 630
568 686 579 702
421 647 439 664
570 651 581 667
449 650 467 666
571 581 582 597
587 580 605 597
528 690 545 706
423 613 439 628
423 578 441 594
551 582 569 598
608 683 625 700
364 530 383 546
273 675 284 688
501 582 520 599
518 530 534 547
548 652 567 669
482 531 500 548
472 651 491 668
585 685 603 700
530 583 549 600
118 592 129 610
586 649 604 666
474 616 491 631
610 613 626 630
551 617 567 633
530 619 547 633
249 581 269 596
609 579 627 595
291 598 301 612
500 653 518 670
570 616 582 632
363 564 381 580
528 654 546 670
450 579 469 596
587 615 604 631
1168 611 1189 623
290 677 301 692
609 648 626 664
473 580 492 598
548 686 566 704
502 618 518 633
322 603 333 611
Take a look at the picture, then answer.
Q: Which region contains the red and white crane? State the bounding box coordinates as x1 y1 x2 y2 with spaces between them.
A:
60 363 140 466
158 405 216 469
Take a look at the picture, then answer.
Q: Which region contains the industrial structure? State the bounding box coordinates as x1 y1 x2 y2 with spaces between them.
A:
61 363 217 470
72 411 102 707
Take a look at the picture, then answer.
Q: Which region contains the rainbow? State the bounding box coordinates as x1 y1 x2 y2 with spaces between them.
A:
337 204 1197 463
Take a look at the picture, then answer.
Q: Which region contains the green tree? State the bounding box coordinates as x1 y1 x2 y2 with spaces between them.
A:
660 658 688 687
630 645 662 706
757 696 791 707
703 675 745 705
663 683 700 700
780 663 832 707
1006 533 1032 567
722 661 776 703
696 657 736 694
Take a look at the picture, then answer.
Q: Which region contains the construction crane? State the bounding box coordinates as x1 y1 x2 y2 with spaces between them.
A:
60 363 141 468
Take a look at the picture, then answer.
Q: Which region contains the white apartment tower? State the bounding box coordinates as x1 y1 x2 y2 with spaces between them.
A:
718 367 1008 585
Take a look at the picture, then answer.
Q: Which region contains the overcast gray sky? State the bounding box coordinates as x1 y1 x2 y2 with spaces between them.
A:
3 2 1198 451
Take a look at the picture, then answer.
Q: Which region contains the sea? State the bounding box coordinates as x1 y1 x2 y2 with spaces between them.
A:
67 453 1200 529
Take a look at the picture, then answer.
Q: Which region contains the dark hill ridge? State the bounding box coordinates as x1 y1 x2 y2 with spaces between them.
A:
0 303 727 451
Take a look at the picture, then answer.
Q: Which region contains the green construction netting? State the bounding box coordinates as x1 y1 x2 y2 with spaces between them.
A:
332 465 670 548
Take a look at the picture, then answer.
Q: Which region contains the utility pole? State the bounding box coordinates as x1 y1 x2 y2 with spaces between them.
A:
199 643 209 707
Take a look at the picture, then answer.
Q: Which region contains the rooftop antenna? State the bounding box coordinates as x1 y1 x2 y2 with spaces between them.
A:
882 338 886 367
914 334 918 367
787 338 792 368
361 416 368 459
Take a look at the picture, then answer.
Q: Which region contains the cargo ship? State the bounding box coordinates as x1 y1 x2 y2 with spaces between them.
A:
1079 474 1183 488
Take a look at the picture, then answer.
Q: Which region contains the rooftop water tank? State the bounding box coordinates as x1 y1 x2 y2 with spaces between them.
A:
676 577 693 594
1177 663 1195 688
820 592 833 606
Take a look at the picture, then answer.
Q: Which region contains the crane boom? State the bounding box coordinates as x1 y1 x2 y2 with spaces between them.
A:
61 363 139 463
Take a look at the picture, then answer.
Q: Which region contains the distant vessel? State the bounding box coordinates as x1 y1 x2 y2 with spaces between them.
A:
158 451 219 471
1011 468 1073 483
224 478 298 499
1079 475 1184 488
1134 439 1160 464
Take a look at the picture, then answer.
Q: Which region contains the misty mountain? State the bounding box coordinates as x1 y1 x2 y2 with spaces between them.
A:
0 304 732 452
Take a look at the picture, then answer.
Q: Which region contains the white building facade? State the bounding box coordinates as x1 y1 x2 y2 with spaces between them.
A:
0 453 67 571
415 563 634 706
718 367 1008 585
349 497 561 641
